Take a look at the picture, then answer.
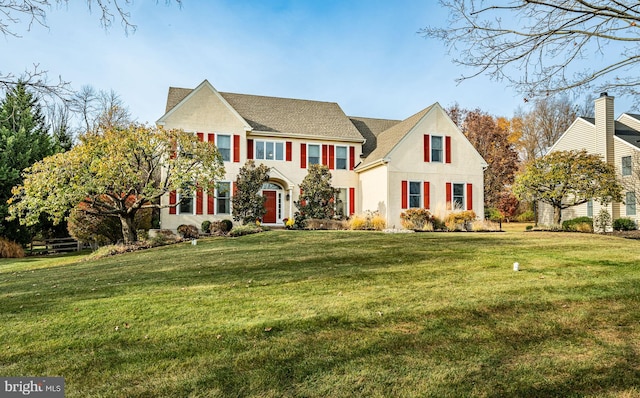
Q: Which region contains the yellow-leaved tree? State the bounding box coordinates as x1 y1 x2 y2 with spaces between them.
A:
8 124 225 244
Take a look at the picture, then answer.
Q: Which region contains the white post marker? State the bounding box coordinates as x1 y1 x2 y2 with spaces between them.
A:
513 262 519 271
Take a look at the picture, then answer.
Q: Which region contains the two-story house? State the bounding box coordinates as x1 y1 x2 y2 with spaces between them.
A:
539 93 640 226
156 80 487 230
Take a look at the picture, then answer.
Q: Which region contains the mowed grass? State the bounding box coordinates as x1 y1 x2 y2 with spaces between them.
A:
1 229 639 397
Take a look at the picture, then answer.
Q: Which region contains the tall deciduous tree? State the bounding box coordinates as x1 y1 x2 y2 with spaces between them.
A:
232 160 270 225
0 82 53 243
9 125 224 244
422 1 640 104
512 96 577 162
513 150 623 224
295 164 338 220
447 105 520 208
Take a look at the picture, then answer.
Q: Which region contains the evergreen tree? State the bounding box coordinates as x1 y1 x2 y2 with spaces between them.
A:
232 160 270 224
295 164 338 220
0 82 54 243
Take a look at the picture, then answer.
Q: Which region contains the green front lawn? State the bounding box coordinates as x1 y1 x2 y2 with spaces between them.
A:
1 230 639 397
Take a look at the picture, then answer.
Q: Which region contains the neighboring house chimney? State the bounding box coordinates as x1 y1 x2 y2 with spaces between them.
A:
594 92 615 164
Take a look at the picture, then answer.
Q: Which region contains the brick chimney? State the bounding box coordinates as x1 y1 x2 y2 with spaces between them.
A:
594 92 614 164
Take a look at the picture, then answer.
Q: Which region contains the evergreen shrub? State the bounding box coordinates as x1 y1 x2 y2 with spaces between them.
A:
613 218 637 231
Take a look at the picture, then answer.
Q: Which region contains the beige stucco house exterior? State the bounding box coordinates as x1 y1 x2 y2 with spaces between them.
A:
539 93 640 227
156 80 487 230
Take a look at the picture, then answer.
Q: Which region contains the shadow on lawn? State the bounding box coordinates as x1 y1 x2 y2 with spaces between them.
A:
26 297 639 397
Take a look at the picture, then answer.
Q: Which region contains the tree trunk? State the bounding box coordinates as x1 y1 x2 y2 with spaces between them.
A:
119 214 138 244
553 206 562 225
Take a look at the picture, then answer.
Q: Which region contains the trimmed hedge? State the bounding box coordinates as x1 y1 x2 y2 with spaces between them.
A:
562 217 593 232
613 218 637 231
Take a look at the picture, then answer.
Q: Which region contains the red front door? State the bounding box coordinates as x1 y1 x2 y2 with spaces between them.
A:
263 190 277 223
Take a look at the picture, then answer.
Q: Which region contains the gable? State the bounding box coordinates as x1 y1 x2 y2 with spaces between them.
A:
356 103 486 171
157 80 250 132
548 117 596 154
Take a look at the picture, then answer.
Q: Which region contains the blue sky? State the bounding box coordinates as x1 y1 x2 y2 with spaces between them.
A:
3 1 622 125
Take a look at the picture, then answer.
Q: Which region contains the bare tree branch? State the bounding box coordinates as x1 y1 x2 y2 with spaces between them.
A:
422 0 640 104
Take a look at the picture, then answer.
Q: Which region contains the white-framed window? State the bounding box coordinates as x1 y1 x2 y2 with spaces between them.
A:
626 192 636 216
255 140 284 161
587 199 593 217
452 183 465 209
409 181 422 208
217 134 231 162
622 156 632 176
431 136 443 163
216 182 231 214
178 192 194 215
335 146 348 170
308 144 320 165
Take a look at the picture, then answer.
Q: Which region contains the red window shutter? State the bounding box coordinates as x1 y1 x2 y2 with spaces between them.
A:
300 143 307 168
349 187 355 215
322 145 329 166
424 181 430 209
329 146 335 170
232 181 237 197
424 134 430 162
446 182 452 210
233 135 240 163
349 146 355 170
401 180 408 209
207 188 215 215
196 187 204 215
169 190 177 214
208 133 215 143
445 136 452 164
247 139 254 160
197 132 204 142
466 183 473 210
286 141 292 161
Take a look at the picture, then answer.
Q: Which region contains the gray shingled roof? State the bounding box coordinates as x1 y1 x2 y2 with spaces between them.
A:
349 117 401 157
356 105 435 170
164 86 364 141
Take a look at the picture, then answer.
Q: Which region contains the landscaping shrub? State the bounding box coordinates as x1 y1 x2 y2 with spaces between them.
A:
562 217 593 232
613 217 637 231
445 210 476 231
349 211 386 231
0 237 25 258
201 220 212 234
177 224 199 239
220 219 234 232
370 214 387 231
149 229 180 247
209 220 234 235
348 215 367 230
400 208 433 231
229 224 263 237
595 209 612 232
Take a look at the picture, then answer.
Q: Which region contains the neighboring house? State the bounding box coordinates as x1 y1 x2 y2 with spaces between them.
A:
156 80 487 230
539 93 640 226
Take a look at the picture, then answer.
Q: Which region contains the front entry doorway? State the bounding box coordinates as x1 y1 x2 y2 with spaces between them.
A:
261 182 284 225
